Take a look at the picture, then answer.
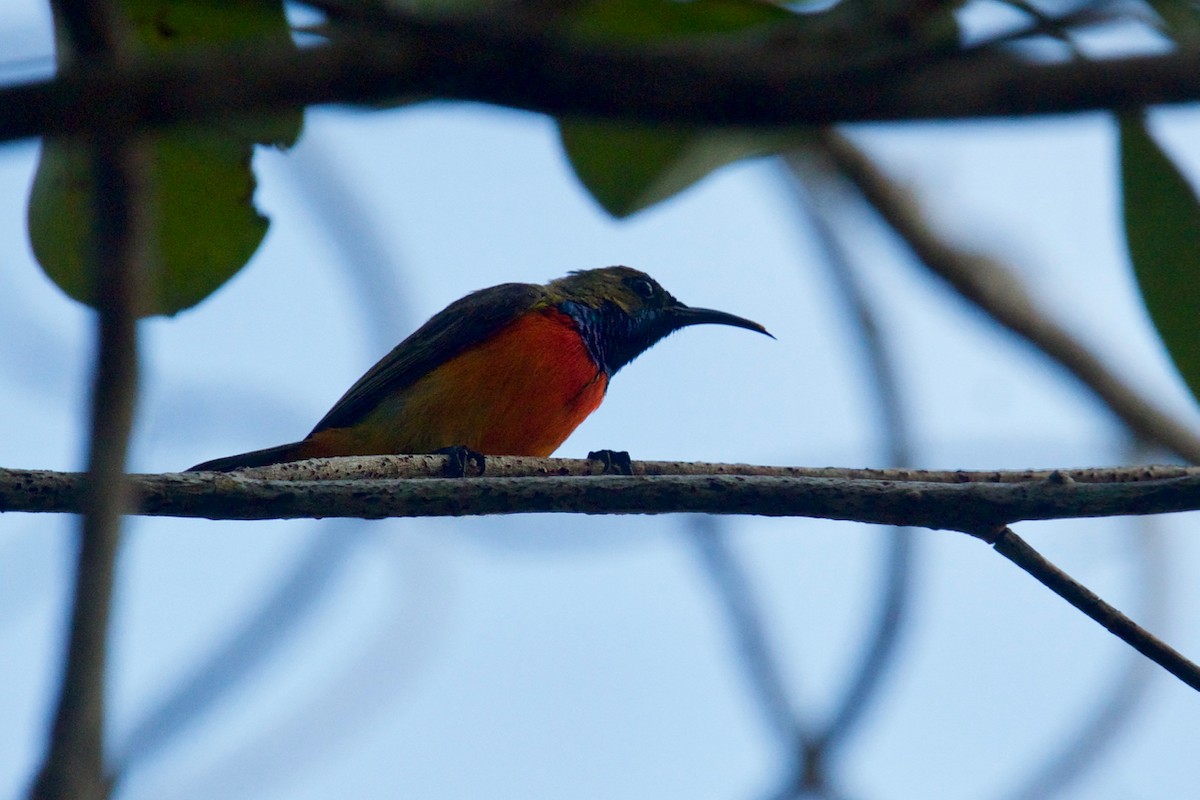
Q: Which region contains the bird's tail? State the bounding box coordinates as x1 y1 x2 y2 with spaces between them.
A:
187 440 316 472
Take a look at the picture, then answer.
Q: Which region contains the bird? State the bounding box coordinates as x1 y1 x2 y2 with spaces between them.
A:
189 266 771 472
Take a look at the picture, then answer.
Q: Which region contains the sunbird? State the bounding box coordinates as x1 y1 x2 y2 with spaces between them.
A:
190 266 770 472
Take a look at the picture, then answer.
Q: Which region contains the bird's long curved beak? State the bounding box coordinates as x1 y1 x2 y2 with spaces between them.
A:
670 304 774 338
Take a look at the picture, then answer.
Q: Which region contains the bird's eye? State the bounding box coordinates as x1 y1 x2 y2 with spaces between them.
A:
629 278 655 299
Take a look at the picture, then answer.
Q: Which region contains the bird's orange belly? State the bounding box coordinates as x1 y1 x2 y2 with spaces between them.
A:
308 309 608 458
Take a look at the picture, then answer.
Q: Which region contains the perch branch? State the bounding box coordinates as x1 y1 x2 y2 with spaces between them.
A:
3 459 1200 526
5 459 1200 693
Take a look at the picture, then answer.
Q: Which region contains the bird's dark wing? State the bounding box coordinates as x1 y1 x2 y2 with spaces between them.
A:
310 282 550 433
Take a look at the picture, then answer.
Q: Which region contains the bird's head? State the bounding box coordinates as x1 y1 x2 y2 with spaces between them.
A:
549 266 772 375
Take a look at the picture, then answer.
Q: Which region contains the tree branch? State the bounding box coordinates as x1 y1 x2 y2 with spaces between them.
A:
4 14 1200 146
986 525 1200 691
175 454 1200 483
1001 472 1165 798
6 459 1200 693
779 153 918 781
3 460 1200 528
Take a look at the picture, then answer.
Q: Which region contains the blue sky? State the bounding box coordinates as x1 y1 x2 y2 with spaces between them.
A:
2 4 1200 798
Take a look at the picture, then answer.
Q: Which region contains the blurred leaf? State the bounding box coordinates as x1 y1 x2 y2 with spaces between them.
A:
1120 115 1200 403
1141 0 1200 47
558 0 804 217
125 0 303 147
570 0 793 40
28 0 301 317
560 122 809 217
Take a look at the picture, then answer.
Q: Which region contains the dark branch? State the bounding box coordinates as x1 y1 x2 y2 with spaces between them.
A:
29 145 144 800
1001 477 1164 798
686 518 805 743
779 154 917 776
29 4 144 799
51 0 120 59
5 15 1200 145
987 526 1200 691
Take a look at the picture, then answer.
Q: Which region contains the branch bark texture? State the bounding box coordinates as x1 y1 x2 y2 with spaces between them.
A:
2 460 1200 530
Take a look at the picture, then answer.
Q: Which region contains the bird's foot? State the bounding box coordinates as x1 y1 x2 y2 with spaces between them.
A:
587 449 633 476
436 445 486 477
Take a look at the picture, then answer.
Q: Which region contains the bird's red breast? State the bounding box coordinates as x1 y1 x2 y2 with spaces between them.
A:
302 307 609 458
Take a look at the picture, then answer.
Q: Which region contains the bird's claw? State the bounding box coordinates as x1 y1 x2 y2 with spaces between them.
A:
436 445 486 477
587 449 633 475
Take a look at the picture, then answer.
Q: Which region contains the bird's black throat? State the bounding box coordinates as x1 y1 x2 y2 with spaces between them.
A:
559 300 676 377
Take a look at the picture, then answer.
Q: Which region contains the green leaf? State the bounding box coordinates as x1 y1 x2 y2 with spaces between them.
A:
124 0 302 148
560 122 809 217
1120 114 1200 403
1140 0 1200 47
569 0 794 41
558 0 806 217
28 0 301 317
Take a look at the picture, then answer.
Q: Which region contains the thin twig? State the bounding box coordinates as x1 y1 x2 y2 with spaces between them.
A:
984 526 1200 691
112 137 418 787
1001 482 1164 799
110 532 358 779
818 130 1200 465
284 135 414 347
780 155 918 765
771 156 919 796
686 517 805 744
